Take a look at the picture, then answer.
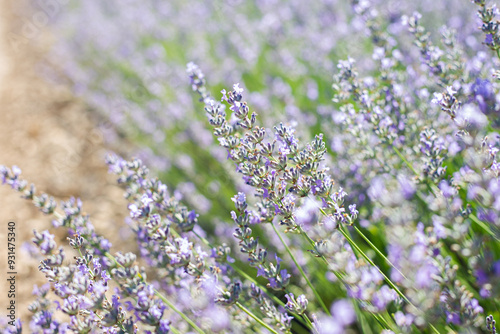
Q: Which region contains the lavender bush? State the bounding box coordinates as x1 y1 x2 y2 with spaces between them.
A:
2 0 500 332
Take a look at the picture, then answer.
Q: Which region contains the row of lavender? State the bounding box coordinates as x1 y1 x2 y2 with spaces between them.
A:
1 0 500 333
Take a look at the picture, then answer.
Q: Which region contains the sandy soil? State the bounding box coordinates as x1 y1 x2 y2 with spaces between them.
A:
0 1 133 327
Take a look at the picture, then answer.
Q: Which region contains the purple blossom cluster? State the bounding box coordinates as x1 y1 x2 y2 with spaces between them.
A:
2 0 500 333
189 68 399 320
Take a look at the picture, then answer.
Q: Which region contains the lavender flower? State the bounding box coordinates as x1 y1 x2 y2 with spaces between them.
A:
2 1 500 332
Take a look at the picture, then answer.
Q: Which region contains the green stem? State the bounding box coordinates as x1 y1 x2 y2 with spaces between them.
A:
394 146 500 242
302 313 313 328
270 222 331 315
235 302 280 334
153 287 206 334
190 230 312 330
372 312 394 331
352 226 407 280
280 213 406 332
298 226 329 265
353 301 374 334
190 230 285 307
392 146 418 175
336 225 413 307
169 327 181 334
306 195 405 279
295 202 419 325
469 213 500 242
429 323 440 334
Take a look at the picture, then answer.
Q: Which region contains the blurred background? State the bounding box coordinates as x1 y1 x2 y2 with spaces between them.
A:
0 0 131 324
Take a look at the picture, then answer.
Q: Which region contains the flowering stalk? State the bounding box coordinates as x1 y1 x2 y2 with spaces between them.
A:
106 155 295 333
472 0 500 59
487 315 498 334
270 222 329 315
235 302 280 334
188 63 335 315
188 63 408 329
0 165 204 334
189 229 313 330
331 51 489 328
394 145 500 242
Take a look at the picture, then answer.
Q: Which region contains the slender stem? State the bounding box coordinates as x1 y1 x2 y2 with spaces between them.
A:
189 230 313 330
352 226 407 280
314 206 410 303
302 313 313 328
189 230 285 307
392 146 499 333
394 146 500 242
392 146 418 175
353 301 374 334
371 312 393 331
469 214 500 242
169 327 181 334
296 202 419 325
429 323 440 334
235 302 280 334
232 265 311 330
336 224 413 308
270 222 331 315
153 287 206 334
298 226 329 265
305 195 405 279
232 265 286 307
295 227 396 330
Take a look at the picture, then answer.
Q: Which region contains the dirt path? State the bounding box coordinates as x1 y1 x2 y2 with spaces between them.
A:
0 2 131 326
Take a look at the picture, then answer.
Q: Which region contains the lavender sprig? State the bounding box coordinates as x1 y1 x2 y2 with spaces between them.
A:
487 315 498 334
472 0 500 59
189 63 411 324
189 65 337 316
106 155 293 333
0 165 205 334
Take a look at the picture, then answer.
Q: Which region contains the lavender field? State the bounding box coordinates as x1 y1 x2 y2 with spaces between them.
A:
1 0 499 333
